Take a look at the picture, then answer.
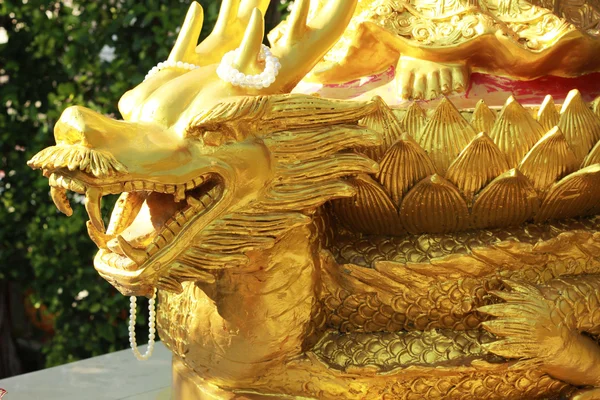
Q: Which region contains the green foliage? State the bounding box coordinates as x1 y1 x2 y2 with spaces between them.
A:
0 0 291 369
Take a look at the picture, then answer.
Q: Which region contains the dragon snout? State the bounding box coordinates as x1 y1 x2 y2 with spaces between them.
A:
54 105 124 147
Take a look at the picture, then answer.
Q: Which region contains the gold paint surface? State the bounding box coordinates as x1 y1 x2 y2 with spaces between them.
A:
27 1 600 399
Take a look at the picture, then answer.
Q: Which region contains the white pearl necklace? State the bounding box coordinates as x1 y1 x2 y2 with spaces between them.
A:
128 288 156 361
217 44 281 89
144 60 200 81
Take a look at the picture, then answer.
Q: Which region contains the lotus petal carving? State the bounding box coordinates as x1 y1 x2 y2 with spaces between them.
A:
536 95 559 132
376 134 437 206
470 99 496 134
583 141 600 168
535 164 600 222
471 169 539 229
399 174 469 234
418 97 476 175
519 126 579 192
332 174 403 235
446 132 509 201
490 96 545 168
557 89 600 162
359 97 404 162
401 101 427 142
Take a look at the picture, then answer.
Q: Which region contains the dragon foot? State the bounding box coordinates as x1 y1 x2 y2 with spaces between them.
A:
479 278 600 391
396 56 469 100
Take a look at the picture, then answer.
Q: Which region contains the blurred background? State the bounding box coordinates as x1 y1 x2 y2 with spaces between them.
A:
0 0 292 378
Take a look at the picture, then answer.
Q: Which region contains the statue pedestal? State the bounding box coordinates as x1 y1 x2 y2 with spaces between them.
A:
0 343 171 400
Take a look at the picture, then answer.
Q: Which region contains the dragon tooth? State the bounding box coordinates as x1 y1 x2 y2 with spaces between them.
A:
175 212 187 226
106 192 145 236
85 187 105 232
155 236 167 248
117 235 147 265
199 194 212 208
161 229 175 241
146 243 159 255
132 181 144 191
174 185 186 202
86 220 110 249
166 220 181 233
56 174 67 189
192 176 206 187
186 196 203 209
69 179 86 194
50 186 73 216
165 185 176 194
49 173 58 187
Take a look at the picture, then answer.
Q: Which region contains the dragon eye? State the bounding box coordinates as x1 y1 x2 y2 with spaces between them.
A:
202 130 226 146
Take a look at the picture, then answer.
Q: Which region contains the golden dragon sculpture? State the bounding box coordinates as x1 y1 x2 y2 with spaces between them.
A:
28 0 600 398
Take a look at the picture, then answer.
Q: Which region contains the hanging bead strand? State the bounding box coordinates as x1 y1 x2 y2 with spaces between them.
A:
128 288 157 361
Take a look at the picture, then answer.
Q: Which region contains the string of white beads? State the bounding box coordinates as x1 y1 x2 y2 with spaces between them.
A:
144 60 200 81
217 44 281 89
128 288 156 361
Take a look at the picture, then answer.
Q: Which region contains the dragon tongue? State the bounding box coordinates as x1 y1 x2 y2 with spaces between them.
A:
50 186 73 216
85 187 105 232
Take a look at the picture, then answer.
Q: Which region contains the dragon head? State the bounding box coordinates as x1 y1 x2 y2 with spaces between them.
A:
28 0 375 297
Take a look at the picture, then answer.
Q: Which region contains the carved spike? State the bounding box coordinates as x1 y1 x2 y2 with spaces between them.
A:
376 133 437 206
535 164 600 222
490 96 546 168
156 276 183 294
332 175 404 235
583 140 600 168
418 97 477 175
234 8 265 74
358 96 403 161
399 174 469 234
446 132 510 201
536 95 560 132
167 2 204 63
400 101 426 141
518 126 580 192
470 99 496 134
471 169 538 229
557 89 600 162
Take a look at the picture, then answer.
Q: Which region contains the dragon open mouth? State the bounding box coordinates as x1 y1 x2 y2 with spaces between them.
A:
46 170 224 293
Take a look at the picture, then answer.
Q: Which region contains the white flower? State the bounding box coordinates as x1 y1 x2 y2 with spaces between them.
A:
99 45 116 63
72 193 86 205
0 27 8 45
75 289 89 300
